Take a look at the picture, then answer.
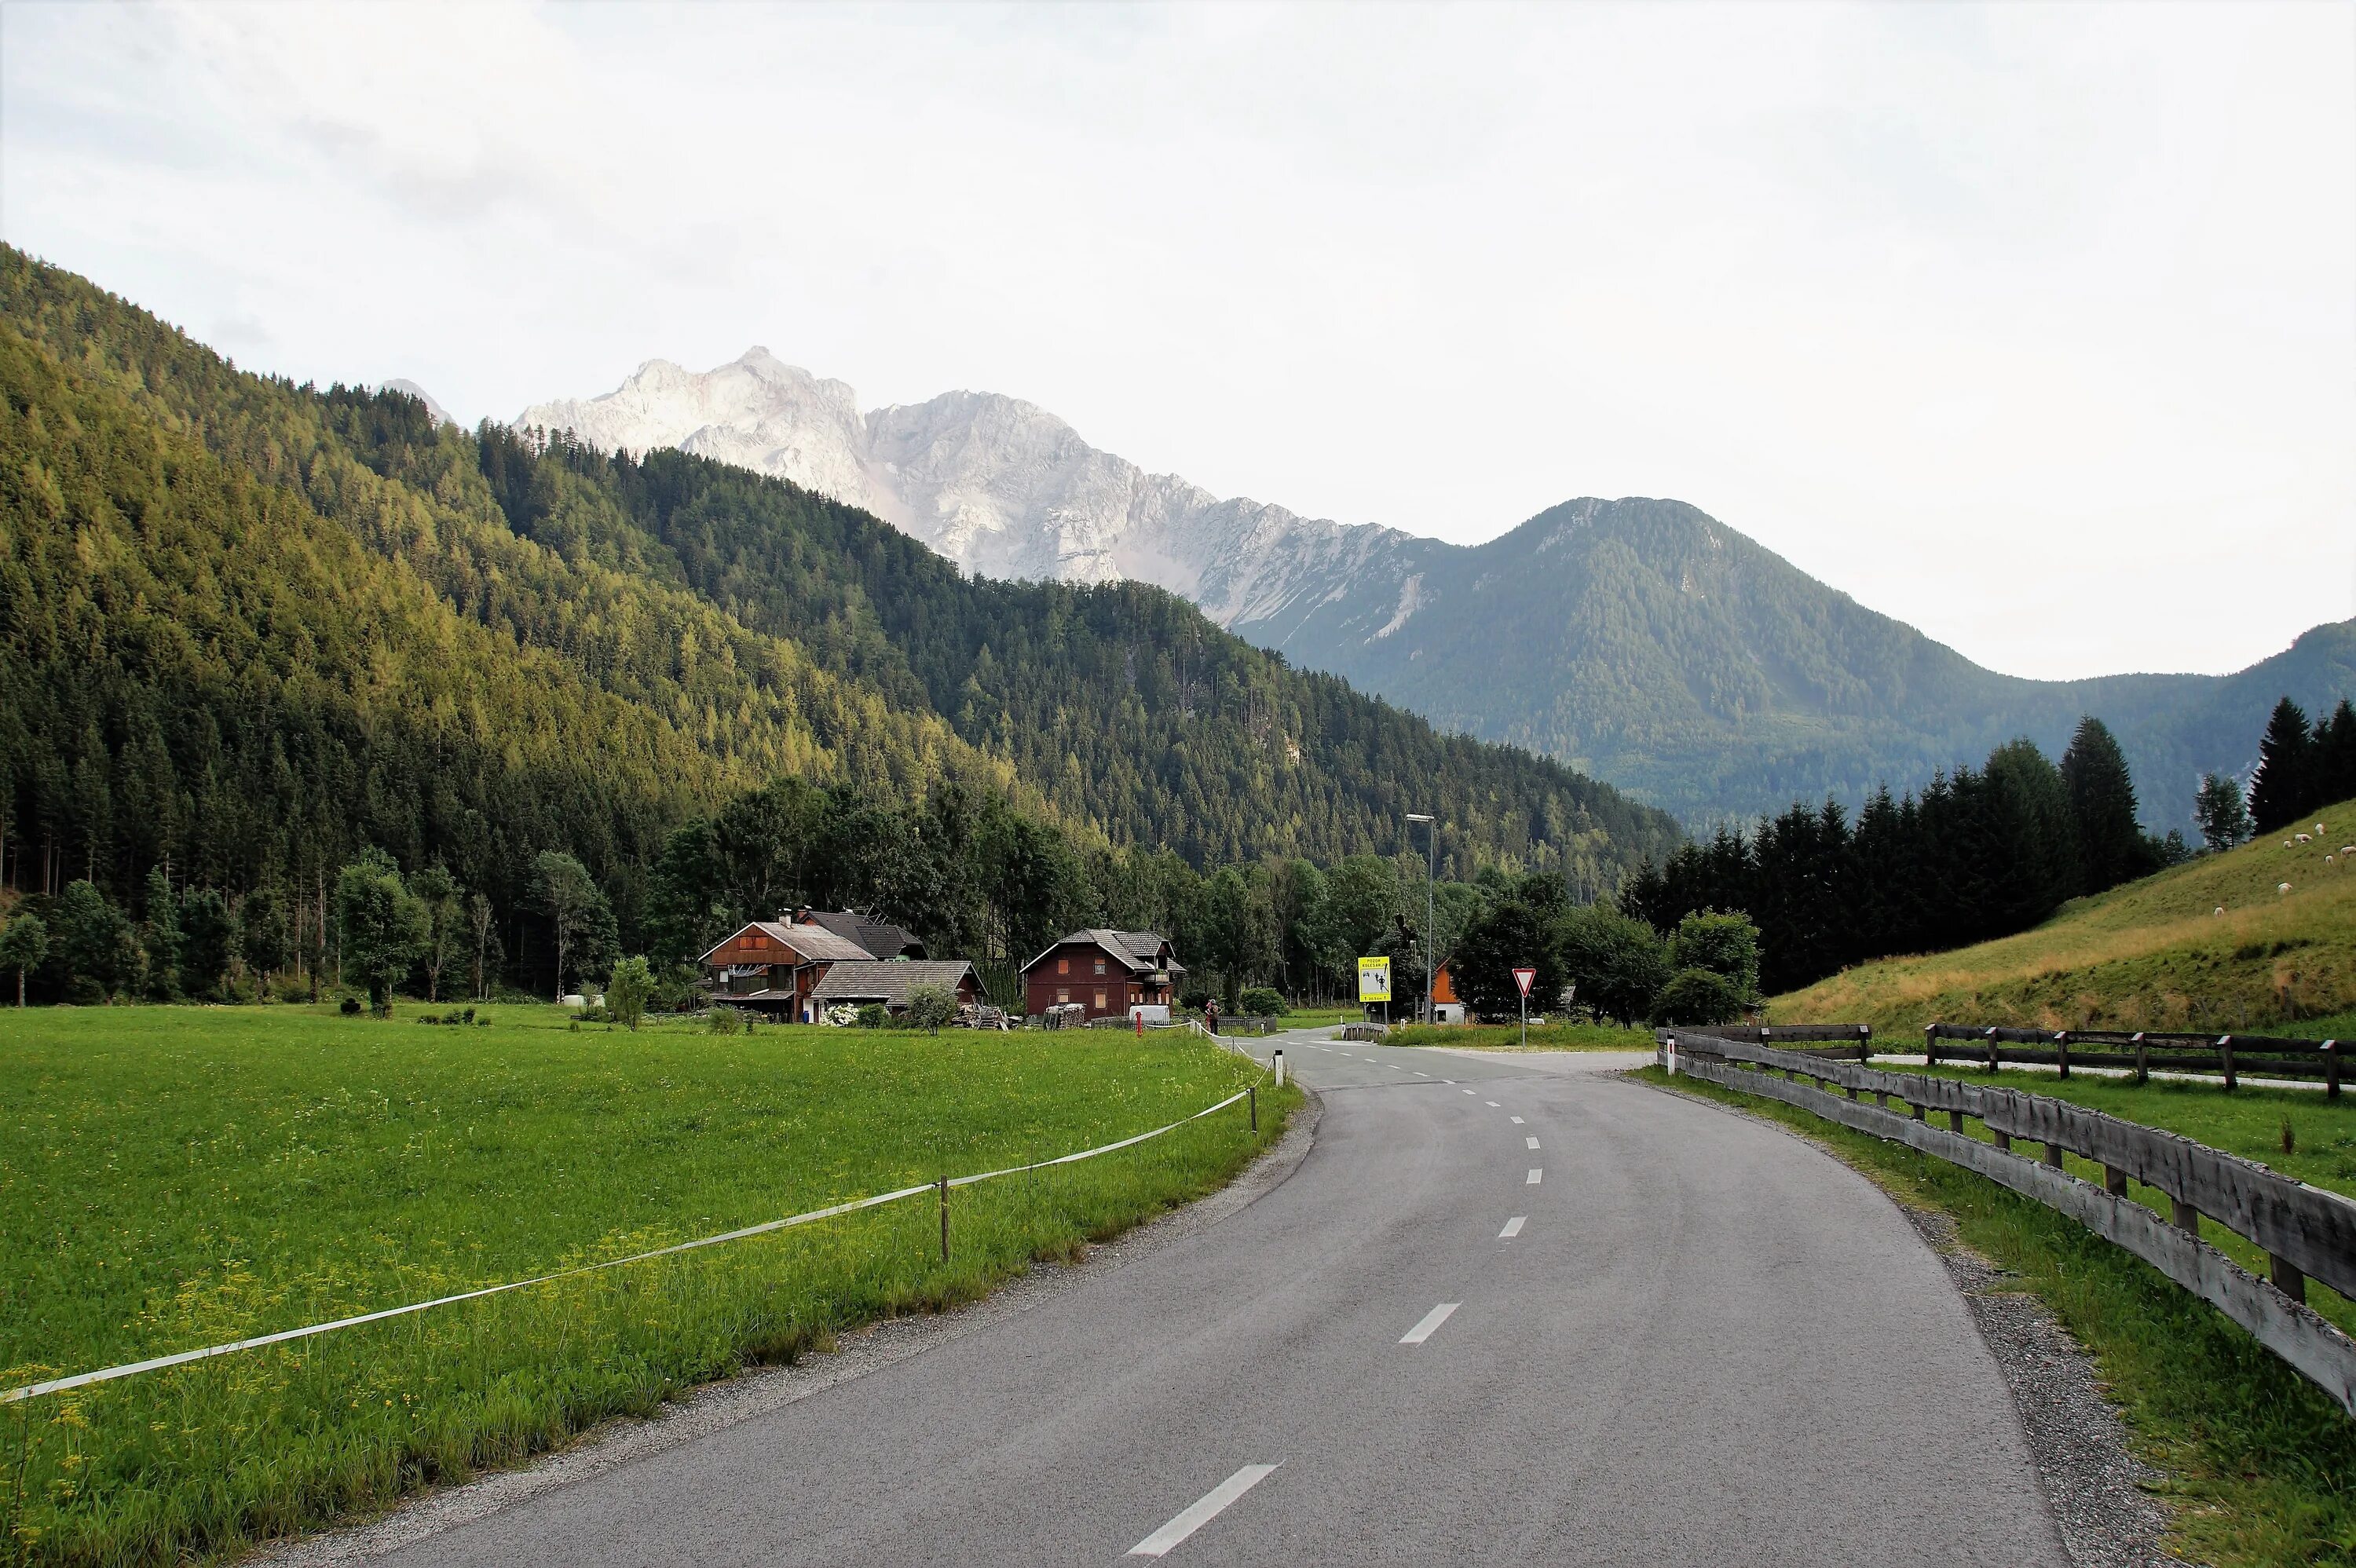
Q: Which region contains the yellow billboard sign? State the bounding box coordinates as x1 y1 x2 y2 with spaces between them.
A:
1356 956 1392 1003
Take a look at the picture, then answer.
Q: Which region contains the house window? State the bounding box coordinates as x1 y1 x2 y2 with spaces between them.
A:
1057 988 1070 1003
1094 956 1106 975
1094 989 1107 1009
1058 957 1069 975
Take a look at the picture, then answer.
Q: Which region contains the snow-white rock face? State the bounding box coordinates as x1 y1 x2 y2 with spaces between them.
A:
516 349 1431 638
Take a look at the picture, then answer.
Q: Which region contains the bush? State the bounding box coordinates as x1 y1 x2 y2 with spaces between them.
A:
903 984 957 1033
855 1003 889 1029
1239 986 1289 1017
1179 985 1213 1012
607 955 654 1031
705 1006 744 1036
1667 912 1761 1000
338 996 362 1016
1654 967 1748 1026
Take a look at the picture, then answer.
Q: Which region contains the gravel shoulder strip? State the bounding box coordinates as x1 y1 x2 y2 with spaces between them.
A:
256 1090 1324 1568
1633 1072 2182 1568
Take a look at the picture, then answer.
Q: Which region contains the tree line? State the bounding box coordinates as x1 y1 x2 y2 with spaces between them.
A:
2244 696 2356 836
1622 717 2190 997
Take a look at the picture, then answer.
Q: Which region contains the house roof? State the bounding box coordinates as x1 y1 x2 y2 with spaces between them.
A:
1019 930 1184 978
697 920 873 966
802 910 924 959
807 960 977 1007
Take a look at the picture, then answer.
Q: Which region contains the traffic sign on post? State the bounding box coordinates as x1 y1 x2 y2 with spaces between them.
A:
1513 966 1536 1049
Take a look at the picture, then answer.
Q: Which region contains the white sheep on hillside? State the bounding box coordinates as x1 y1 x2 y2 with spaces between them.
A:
2297 832 2313 843
2215 905 2226 916
2340 844 2354 855
2280 882 2293 894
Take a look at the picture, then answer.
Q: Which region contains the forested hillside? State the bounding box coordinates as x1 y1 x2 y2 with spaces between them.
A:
0 248 1676 991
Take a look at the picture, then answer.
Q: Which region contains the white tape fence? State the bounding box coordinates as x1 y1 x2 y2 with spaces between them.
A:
5 1085 1259 1405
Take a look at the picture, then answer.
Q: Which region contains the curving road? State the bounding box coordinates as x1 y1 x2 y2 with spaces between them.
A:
364 1033 2067 1566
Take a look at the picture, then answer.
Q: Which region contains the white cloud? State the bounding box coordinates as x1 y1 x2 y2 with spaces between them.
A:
3 0 2348 681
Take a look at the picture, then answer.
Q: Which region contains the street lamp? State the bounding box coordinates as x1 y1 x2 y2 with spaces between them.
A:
1407 813 1435 1025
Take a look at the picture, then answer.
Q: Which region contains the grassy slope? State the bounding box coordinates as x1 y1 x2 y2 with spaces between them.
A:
1641 1065 2356 1567
0 1007 1294 1565
1772 796 2356 1033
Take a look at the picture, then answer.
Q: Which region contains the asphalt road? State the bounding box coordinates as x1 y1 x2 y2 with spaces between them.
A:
371 1033 2067 1567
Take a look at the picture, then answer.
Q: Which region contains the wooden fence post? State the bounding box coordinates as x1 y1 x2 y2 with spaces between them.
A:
2103 1165 2129 1195
2274 1255 2309 1305
1860 1025 1872 1066
2172 1196 2200 1235
1986 1028 2000 1074
2326 1040 2341 1102
938 1176 950 1263
2054 1031 2070 1081
2218 1036 2237 1093
2132 1032 2149 1087
1925 1025 1940 1069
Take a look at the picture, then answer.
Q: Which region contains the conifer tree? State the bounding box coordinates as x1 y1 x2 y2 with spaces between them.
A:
2060 716 2156 895
2249 697 2314 833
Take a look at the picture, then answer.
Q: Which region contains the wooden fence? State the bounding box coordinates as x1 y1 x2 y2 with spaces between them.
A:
1921 1024 2344 1094
1657 1028 2356 1417
1703 1022 2346 1095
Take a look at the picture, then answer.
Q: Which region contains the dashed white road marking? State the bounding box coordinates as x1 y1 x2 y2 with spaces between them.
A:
1525 1136 1541 1150
1485 1101 1500 1107
1127 1464 1282 1557
1414 1071 1430 1077
1499 1216 1525 1238
1399 1303 1461 1344
1526 1168 1543 1185
1509 1117 1525 1125
1461 1088 1476 1095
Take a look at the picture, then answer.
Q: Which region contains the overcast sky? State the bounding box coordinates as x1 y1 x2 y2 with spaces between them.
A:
4 1 2351 682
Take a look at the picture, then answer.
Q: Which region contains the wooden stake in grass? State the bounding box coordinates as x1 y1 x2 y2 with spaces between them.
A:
938 1176 949 1263
2282 1118 2296 1156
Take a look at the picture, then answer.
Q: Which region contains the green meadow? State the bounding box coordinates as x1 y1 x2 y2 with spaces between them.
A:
0 1005 1295 1566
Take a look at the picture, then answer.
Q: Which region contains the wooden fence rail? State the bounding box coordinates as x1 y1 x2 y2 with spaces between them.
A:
1658 1028 2356 1417
1919 1023 2344 1095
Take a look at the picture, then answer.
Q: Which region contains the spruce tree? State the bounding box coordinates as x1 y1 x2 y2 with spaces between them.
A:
2248 697 2315 833
2317 699 2356 813
2060 717 2156 895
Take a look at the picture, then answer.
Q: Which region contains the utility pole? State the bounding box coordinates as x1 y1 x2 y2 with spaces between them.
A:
1407 813 1435 1025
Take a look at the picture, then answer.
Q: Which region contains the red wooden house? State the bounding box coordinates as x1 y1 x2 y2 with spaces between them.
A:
1019 930 1183 1022
698 908 925 1020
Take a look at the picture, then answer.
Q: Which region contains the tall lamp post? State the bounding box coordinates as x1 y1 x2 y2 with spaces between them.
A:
1407 813 1435 1025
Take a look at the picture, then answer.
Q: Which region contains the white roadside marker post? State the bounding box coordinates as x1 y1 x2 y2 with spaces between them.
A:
1273 1048 1286 1087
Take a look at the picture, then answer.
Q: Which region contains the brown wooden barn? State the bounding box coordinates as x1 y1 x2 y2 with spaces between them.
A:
1019 930 1183 1022
698 909 924 1021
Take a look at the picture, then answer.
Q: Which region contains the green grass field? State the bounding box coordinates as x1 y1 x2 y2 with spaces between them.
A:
1386 1021 1653 1051
1772 795 2356 1033
0 1004 1294 1566
1642 1064 2356 1567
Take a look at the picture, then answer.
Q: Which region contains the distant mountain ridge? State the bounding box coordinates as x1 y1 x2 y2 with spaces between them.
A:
521 352 2356 830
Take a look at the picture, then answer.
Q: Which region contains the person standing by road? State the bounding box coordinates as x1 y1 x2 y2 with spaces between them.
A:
1204 998 1220 1036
